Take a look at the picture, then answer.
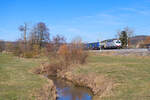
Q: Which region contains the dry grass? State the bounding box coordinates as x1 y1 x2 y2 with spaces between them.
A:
0 53 50 100
31 79 57 100
72 53 150 99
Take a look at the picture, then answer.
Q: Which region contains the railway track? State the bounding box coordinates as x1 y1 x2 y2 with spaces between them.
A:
89 48 149 53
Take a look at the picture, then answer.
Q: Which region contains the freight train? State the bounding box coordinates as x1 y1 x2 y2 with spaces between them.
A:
86 39 122 50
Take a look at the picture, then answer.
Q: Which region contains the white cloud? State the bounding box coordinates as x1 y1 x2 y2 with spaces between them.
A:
121 7 150 15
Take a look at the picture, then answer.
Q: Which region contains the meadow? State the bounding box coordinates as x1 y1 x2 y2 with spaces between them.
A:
1 52 150 100
73 52 150 100
0 53 48 100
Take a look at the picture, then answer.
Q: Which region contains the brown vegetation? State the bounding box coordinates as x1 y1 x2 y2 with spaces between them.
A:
138 36 150 48
31 79 57 100
144 36 150 45
57 71 114 99
39 38 88 76
0 40 5 52
1 22 50 58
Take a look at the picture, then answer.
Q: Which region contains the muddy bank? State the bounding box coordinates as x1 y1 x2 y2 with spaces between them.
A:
31 74 57 100
56 71 114 99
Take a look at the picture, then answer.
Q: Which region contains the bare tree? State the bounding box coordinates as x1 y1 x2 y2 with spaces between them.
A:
124 26 134 37
19 23 27 51
116 29 121 39
29 22 50 48
37 22 50 48
52 34 66 52
0 40 5 52
29 27 38 46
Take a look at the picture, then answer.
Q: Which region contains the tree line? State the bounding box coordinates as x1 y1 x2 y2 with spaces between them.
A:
1 25 150 54
0 22 65 57
0 22 88 66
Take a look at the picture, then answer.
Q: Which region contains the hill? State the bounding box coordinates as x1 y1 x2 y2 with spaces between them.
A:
129 35 150 46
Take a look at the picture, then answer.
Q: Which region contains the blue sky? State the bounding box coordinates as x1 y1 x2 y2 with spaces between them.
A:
0 0 150 42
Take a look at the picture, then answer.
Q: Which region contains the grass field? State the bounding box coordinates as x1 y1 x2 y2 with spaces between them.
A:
74 53 150 99
0 53 48 100
1 52 150 100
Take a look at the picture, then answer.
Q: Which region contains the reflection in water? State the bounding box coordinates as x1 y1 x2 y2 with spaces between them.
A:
49 76 92 100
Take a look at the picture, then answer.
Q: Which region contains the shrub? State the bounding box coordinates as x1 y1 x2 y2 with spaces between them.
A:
46 43 57 58
40 47 47 56
42 37 88 75
58 43 88 65
58 44 70 66
13 46 22 56
24 51 34 58
69 38 88 64
32 44 40 57
0 40 5 52
5 42 14 52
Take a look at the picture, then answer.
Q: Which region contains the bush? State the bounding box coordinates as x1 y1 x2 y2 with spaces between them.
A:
42 38 88 75
32 44 40 57
56 39 88 70
58 44 70 66
69 38 88 64
13 46 22 56
24 51 34 58
58 43 88 65
40 47 47 56
5 42 14 52
46 43 57 58
0 40 5 52
40 37 88 75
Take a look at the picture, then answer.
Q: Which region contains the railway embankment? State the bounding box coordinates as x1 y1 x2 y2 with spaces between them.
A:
90 48 150 56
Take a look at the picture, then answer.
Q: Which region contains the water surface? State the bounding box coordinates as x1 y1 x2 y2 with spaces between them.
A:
49 76 92 100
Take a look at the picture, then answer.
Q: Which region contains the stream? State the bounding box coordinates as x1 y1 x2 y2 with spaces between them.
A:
48 76 93 100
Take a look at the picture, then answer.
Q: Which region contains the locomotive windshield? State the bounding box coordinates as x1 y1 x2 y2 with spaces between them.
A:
116 40 121 43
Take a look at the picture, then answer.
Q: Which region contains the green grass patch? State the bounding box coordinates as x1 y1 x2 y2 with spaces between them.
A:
74 54 150 99
0 53 48 100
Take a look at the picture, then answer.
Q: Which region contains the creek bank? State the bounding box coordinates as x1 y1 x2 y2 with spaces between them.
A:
56 71 114 98
49 76 93 100
35 63 114 99
32 71 57 100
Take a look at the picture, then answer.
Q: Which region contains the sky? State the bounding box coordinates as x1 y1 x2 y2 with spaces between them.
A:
0 0 150 42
